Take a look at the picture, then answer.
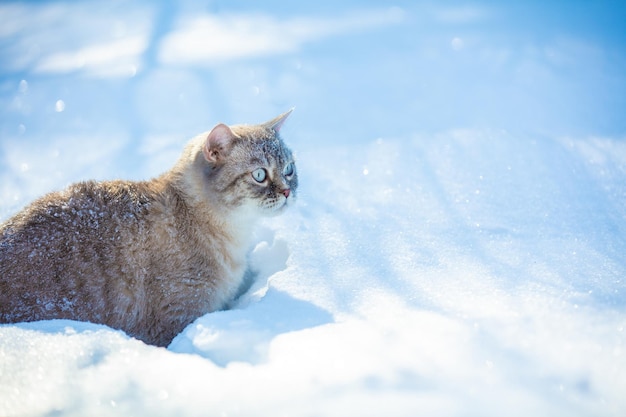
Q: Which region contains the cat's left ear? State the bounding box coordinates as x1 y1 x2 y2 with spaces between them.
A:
266 108 294 133
203 123 235 164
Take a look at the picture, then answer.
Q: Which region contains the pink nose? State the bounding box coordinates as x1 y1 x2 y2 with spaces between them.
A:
282 189 290 198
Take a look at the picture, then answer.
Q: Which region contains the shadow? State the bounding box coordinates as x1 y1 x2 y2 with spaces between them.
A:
168 287 333 366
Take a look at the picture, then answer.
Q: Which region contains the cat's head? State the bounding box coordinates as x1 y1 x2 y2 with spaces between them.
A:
198 109 298 216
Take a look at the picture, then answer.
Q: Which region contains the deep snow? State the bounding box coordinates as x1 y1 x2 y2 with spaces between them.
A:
1 1 626 416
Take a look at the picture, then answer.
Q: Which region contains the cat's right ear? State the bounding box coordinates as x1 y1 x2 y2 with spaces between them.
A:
266 108 294 133
203 123 235 164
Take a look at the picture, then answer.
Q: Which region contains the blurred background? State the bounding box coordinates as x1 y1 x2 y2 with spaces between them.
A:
1 0 625 214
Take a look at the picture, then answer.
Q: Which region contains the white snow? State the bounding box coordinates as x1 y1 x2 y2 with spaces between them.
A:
1 1 626 416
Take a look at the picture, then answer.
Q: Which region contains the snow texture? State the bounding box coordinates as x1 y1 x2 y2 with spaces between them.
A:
1 1 626 416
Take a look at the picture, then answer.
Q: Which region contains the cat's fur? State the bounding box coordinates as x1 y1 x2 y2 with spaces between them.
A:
0 110 297 347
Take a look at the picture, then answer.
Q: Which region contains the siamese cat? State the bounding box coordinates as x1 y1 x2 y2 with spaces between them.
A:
0 110 297 347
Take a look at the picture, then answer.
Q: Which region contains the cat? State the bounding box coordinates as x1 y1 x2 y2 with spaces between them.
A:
0 110 297 347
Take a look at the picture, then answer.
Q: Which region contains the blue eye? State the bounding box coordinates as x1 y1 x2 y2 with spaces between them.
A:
283 162 294 177
252 168 266 183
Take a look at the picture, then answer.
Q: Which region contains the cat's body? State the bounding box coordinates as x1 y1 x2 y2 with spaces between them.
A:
0 111 297 347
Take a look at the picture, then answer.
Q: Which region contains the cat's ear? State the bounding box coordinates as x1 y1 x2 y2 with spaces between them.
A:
203 123 235 164
265 108 294 133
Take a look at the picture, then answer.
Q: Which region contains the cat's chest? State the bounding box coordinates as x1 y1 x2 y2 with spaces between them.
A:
156 237 247 313
149 216 247 278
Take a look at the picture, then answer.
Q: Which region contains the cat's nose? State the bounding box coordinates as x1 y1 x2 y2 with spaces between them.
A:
282 189 291 198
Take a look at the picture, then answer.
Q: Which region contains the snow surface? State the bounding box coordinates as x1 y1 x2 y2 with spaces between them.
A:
1 1 626 416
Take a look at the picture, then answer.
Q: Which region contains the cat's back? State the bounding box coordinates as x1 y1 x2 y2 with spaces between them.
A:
1 179 156 254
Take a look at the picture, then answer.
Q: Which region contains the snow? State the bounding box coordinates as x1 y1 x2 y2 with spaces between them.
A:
1 1 626 416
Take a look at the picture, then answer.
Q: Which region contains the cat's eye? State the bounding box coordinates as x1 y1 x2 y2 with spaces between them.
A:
283 162 294 177
252 168 267 183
